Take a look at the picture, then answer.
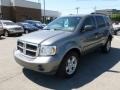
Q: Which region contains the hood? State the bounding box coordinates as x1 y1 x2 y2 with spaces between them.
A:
3 25 22 29
18 30 66 44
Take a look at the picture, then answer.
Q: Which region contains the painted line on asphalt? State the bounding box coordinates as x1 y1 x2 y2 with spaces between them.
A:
0 72 22 85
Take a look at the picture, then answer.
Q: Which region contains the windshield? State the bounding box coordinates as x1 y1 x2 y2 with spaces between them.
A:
3 21 16 25
44 17 81 31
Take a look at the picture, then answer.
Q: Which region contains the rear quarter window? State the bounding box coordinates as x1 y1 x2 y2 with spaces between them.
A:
104 16 112 26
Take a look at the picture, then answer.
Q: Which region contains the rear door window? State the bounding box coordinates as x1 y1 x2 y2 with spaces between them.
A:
83 16 96 30
95 16 106 28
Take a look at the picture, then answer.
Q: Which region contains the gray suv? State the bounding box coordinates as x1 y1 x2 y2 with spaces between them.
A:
14 14 113 78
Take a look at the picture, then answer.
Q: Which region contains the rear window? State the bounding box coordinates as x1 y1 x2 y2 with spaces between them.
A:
95 16 106 28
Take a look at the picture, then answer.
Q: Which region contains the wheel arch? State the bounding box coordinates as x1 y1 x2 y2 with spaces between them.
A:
65 48 81 57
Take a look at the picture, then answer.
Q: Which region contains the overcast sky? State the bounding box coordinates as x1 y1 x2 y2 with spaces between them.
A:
28 0 120 15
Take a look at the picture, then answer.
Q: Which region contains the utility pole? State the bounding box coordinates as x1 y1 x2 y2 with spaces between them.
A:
75 7 80 14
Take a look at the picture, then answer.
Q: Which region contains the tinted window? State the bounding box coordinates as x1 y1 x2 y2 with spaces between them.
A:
83 16 96 29
96 16 106 28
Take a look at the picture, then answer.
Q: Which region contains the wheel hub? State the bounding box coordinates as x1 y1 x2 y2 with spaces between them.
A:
66 56 78 75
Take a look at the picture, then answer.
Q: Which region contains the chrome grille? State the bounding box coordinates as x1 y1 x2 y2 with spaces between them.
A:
17 41 38 57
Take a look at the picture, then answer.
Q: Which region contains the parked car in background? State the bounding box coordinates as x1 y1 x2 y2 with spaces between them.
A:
17 22 39 34
14 14 113 78
42 23 47 27
24 20 44 29
0 21 4 37
0 20 24 37
112 22 120 35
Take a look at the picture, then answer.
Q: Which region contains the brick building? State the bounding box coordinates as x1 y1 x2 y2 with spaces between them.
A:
0 0 60 22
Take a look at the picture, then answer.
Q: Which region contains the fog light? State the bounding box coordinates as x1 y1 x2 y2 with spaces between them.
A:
38 65 44 71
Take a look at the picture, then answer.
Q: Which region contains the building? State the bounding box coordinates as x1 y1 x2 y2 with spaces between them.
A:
0 0 61 22
95 9 120 16
41 10 61 23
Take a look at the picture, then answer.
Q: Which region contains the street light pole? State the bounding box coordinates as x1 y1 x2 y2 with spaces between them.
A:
38 0 41 20
43 0 45 23
0 0 3 19
38 0 45 23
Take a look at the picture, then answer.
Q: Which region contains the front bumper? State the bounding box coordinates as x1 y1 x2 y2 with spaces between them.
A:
14 50 61 74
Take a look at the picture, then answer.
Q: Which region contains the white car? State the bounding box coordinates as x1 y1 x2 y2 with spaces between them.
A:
0 20 24 37
112 23 120 35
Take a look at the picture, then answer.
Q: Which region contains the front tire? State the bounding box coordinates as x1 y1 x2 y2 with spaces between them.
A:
56 51 80 78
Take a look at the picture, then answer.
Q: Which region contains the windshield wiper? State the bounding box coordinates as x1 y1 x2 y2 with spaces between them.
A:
43 28 50 30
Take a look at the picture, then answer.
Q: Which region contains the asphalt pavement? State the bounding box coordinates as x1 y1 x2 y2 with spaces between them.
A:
0 36 120 90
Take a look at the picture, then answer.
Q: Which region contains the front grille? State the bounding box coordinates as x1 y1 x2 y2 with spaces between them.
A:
17 41 38 57
18 41 24 47
26 44 37 51
26 50 36 57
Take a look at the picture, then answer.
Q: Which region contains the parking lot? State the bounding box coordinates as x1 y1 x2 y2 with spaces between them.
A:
0 36 120 90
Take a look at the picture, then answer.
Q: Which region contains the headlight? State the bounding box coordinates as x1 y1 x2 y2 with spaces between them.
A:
40 46 56 56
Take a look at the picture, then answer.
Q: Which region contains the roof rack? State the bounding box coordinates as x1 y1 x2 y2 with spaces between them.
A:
91 13 108 16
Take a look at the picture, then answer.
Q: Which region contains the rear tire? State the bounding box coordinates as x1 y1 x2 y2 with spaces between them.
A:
25 30 29 34
56 51 80 78
18 33 22 36
102 40 111 53
116 31 120 35
4 30 9 37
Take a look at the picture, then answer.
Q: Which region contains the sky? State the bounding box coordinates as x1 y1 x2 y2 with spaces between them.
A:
28 0 120 15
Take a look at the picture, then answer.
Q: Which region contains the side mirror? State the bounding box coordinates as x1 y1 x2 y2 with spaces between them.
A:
84 25 94 31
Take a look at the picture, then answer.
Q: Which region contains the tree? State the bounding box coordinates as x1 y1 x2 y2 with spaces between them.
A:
110 14 120 22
